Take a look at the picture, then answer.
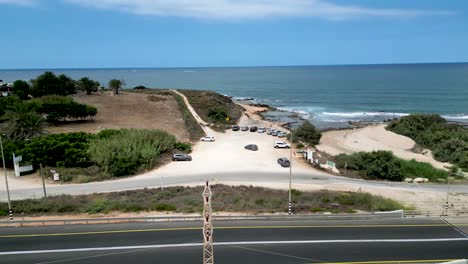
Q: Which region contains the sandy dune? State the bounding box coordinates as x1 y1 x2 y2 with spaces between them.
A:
317 125 451 170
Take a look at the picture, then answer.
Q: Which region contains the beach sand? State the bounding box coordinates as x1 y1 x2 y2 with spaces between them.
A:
317 124 451 170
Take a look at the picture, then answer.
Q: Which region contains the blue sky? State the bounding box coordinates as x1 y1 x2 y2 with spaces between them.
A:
1 0 467 69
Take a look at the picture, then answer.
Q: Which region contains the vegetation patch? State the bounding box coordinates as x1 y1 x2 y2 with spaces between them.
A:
1 129 179 180
88 129 176 177
334 150 450 182
0 185 408 216
178 89 243 128
386 114 468 171
33 95 97 123
289 120 322 146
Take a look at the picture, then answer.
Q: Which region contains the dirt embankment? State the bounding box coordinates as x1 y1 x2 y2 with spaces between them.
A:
47 91 189 142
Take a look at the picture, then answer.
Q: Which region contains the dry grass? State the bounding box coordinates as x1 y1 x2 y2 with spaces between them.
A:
46 91 189 142
0 185 407 217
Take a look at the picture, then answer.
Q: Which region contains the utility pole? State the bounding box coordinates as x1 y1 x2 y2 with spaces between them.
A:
288 127 293 215
40 163 47 198
444 176 450 216
202 181 214 264
160 174 164 191
0 134 12 221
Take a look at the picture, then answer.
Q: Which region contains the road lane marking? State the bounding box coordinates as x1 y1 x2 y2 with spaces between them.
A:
2 223 467 238
442 219 468 238
1 238 468 256
312 259 457 264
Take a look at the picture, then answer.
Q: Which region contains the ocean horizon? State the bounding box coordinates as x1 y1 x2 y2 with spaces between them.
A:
1 62 467 128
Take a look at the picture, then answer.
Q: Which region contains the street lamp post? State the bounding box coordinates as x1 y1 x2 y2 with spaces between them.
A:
288 127 293 215
0 134 13 221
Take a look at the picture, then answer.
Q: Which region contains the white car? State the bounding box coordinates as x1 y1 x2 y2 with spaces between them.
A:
258 127 266 133
274 141 290 148
200 136 215 142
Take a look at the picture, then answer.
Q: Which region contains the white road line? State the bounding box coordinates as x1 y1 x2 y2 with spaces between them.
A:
442 219 468 238
1 238 468 256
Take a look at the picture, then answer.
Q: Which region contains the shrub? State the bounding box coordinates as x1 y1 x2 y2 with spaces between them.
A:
290 121 322 146
18 132 95 168
335 151 449 182
174 142 192 153
12 80 30 100
88 129 176 177
207 107 228 123
33 95 97 122
387 114 468 170
133 85 147 90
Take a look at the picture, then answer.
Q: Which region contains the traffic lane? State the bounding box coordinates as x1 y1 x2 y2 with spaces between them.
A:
0 224 465 252
0 218 453 236
1 241 468 264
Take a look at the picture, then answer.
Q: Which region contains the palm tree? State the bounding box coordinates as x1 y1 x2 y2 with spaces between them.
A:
0 102 45 140
108 79 123 95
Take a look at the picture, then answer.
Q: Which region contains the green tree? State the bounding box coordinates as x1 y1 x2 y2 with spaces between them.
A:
291 120 322 146
12 80 30 100
0 102 45 140
58 74 77 95
78 77 99 95
109 79 123 95
30 72 76 97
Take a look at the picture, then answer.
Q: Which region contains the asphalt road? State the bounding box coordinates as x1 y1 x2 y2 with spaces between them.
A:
1 218 467 263
3 171 468 201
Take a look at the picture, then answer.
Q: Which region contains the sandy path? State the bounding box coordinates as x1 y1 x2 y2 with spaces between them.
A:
317 125 451 170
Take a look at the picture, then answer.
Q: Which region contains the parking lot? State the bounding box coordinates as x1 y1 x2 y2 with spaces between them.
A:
157 126 315 178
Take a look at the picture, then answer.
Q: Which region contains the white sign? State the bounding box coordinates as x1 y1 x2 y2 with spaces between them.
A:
13 155 22 163
53 173 60 181
19 165 33 173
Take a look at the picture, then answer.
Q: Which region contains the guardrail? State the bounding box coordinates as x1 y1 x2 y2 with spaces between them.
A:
404 209 468 217
0 211 404 227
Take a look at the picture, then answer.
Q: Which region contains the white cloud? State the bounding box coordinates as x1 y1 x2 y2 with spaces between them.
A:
0 0 36 6
64 0 453 21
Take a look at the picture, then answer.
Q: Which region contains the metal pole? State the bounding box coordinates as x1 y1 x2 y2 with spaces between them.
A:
0 135 12 221
445 177 450 216
288 128 293 216
40 163 47 198
161 174 164 190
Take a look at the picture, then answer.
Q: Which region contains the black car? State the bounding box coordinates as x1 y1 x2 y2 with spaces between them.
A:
277 157 290 167
249 126 258 132
172 154 192 161
232 125 240 131
244 144 259 151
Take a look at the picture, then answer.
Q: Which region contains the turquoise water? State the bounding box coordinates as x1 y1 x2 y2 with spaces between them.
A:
1 63 467 127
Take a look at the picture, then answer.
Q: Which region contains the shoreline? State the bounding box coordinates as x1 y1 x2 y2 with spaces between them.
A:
232 97 468 130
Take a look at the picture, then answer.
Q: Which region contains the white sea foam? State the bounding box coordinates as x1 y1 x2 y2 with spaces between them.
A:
322 112 410 118
442 114 468 120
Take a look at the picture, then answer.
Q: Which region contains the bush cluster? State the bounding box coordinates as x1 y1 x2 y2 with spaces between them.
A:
207 107 228 123
387 114 468 170
88 129 176 176
335 151 403 181
2 132 94 168
179 89 243 126
335 150 449 182
30 72 77 97
289 120 322 146
33 95 97 122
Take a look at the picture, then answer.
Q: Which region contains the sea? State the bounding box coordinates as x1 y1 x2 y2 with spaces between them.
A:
1 63 467 128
